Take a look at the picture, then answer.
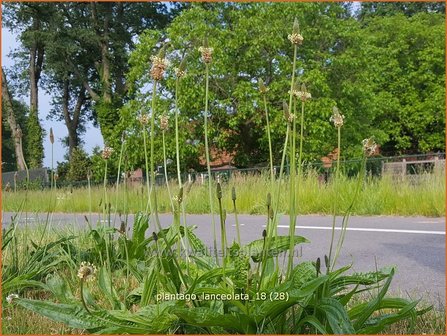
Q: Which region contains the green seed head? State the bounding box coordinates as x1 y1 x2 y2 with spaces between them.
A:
266 193 271 208
316 257 321 274
216 183 222 200
258 78 269 94
324 254 329 268
231 186 237 201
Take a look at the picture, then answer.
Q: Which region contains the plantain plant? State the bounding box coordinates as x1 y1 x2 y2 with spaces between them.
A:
6 18 429 336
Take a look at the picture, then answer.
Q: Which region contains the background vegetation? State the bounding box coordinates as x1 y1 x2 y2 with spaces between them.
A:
2 2 445 177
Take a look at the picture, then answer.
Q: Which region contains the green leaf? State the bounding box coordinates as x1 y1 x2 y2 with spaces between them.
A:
245 235 309 262
16 299 104 330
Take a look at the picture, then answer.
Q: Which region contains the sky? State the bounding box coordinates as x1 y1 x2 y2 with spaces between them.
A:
2 28 104 168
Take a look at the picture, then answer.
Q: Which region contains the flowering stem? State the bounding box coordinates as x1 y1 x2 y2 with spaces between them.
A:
80 280 91 314
286 44 298 277
162 130 174 212
263 95 274 187
287 98 298 276
143 125 151 215
175 78 190 264
337 127 341 178
175 79 182 187
332 156 367 269
328 126 342 270
204 63 218 263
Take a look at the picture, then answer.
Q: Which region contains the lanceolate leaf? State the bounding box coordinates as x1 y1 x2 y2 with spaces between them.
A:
245 235 309 262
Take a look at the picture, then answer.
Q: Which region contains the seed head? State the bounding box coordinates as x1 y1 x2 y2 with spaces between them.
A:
266 193 271 208
101 146 113 160
6 293 19 304
160 115 169 131
262 229 267 239
269 208 274 220
362 137 378 157
150 55 170 81
288 18 304 45
324 254 329 269
216 183 222 200
199 39 213 64
49 128 54 144
330 106 345 128
258 78 269 94
291 83 311 102
152 232 158 242
231 186 237 201
315 257 321 274
77 262 97 282
288 113 296 123
174 187 183 205
175 56 188 79
138 114 150 126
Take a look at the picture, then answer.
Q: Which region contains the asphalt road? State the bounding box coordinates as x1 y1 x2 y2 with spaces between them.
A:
2 211 445 305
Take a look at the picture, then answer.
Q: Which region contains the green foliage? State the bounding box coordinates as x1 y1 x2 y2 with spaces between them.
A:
121 2 444 169
25 110 44 168
66 148 91 182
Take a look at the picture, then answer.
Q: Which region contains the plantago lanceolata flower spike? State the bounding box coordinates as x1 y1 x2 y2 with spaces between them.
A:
266 193 271 208
262 229 267 238
138 114 150 125
49 127 54 144
288 18 304 45
362 137 378 157
160 114 169 131
330 106 345 128
231 186 237 201
316 257 321 275
258 78 269 94
150 44 170 81
77 262 97 282
199 38 213 64
152 231 158 242
175 187 183 204
324 254 330 269
101 146 113 160
269 208 274 220
175 55 188 78
6 293 19 304
216 182 222 200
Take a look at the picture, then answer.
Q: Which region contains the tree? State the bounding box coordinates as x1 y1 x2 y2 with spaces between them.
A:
2 68 28 172
3 3 56 167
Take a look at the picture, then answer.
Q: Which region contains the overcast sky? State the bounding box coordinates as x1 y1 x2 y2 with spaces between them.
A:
2 28 104 168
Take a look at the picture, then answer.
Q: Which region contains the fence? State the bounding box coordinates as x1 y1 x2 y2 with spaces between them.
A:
2 152 445 190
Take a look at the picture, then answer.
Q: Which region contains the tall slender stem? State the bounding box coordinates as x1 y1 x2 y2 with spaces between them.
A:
263 95 274 186
162 130 174 212
150 80 162 229
175 79 182 187
286 44 298 277
204 64 217 262
328 126 342 267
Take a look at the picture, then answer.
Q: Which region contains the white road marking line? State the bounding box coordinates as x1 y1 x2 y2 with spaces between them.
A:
232 223 245 227
417 221 443 224
273 225 445 235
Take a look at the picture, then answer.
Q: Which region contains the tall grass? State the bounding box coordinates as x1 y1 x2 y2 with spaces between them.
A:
3 171 445 217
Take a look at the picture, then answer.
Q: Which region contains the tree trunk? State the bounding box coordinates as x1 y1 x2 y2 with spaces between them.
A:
2 68 26 170
62 78 86 159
